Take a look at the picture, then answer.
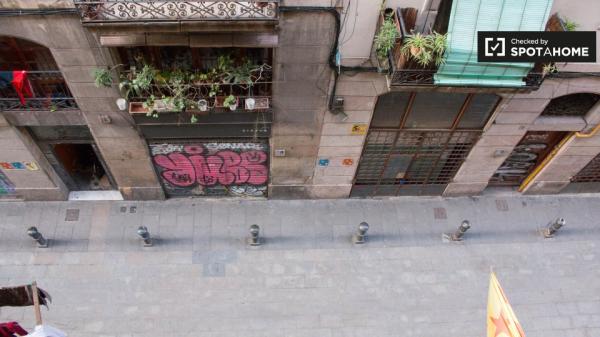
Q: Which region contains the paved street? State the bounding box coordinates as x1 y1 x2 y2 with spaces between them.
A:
0 193 599 337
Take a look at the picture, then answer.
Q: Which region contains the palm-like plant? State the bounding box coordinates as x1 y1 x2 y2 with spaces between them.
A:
401 32 447 67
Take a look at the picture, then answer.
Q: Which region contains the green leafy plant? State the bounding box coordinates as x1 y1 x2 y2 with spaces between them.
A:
562 18 577 31
401 32 447 67
93 68 113 88
119 64 156 99
374 15 398 59
542 63 558 76
223 94 237 108
429 32 447 66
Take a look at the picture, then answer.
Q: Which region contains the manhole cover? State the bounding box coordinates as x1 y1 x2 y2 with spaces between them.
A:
120 206 127 213
65 209 80 221
129 206 137 213
433 207 447 220
496 199 509 211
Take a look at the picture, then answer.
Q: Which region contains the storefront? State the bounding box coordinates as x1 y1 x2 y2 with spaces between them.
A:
352 92 500 197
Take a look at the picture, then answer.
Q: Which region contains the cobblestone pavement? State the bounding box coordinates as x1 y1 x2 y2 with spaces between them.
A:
0 193 599 337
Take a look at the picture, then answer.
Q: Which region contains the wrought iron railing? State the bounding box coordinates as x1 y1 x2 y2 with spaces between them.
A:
73 0 279 23
386 7 544 89
0 71 78 112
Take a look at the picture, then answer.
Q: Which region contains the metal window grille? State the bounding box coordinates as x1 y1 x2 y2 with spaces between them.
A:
571 154 600 183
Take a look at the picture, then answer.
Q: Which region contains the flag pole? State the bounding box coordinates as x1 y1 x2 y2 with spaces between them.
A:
31 281 42 325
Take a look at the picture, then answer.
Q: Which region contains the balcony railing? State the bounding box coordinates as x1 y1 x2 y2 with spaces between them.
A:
386 7 544 89
73 0 279 23
0 71 78 112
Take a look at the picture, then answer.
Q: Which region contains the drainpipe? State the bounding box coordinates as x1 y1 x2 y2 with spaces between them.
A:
518 123 600 192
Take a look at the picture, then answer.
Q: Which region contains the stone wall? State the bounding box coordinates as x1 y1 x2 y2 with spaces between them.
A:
0 14 163 200
445 77 600 196
268 10 336 198
311 73 386 198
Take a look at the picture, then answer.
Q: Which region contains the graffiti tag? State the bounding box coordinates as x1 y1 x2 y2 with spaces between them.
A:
150 143 268 197
0 170 15 196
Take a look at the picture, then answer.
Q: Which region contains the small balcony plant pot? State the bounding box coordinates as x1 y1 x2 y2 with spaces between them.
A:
197 99 209 112
246 97 270 110
129 101 149 114
152 99 176 113
215 95 239 112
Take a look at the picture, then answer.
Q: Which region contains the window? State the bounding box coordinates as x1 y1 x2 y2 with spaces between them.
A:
371 92 411 128
541 93 600 117
404 92 467 129
458 94 500 129
370 92 499 131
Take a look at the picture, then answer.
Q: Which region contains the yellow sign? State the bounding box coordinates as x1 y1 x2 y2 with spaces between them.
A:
351 124 367 135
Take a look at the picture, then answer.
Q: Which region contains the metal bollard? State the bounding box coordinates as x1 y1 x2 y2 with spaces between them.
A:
353 222 369 244
444 220 471 242
27 227 48 248
543 218 565 238
247 224 262 246
137 226 153 246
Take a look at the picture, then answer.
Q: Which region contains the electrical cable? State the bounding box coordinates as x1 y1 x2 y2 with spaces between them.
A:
279 6 378 112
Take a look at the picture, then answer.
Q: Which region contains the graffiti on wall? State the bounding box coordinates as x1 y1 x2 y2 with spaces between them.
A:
0 161 39 171
0 169 15 196
150 142 269 197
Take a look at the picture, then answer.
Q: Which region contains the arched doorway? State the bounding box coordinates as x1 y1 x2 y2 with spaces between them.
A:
490 93 600 187
352 92 501 197
1 36 116 193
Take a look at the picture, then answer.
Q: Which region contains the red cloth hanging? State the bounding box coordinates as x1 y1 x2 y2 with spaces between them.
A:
11 71 33 105
0 322 28 336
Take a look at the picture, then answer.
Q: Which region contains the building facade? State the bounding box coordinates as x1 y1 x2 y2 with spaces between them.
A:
0 0 599 201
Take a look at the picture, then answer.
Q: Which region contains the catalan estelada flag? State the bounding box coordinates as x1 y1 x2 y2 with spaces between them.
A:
487 272 526 337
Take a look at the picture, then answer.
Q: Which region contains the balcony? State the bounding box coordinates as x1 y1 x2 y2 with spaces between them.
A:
0 71 78 112
73 0 279 23
383 8 544 90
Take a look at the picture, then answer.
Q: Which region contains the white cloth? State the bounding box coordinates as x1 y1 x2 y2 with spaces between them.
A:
25 325 66 337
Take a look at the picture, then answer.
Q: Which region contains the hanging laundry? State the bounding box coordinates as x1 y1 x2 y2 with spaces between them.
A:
0 322 28 336
0 71 13 89
11 71 33 105
0 285 51 308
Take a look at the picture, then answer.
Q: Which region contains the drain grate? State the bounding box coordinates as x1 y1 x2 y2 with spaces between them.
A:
496 199 509 212
433 207 447 220
65 209 80 221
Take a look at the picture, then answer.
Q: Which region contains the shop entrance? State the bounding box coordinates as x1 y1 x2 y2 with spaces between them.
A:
27 126 116 192
352 92 501 197
489 131 569 186
51 143 113 191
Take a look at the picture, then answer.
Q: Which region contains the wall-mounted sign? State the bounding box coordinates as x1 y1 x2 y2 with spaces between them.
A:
342 158 354 166
351 124 368 135
0 161 39 171
318 158 330 167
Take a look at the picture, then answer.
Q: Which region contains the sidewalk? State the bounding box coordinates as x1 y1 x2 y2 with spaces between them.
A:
0 193 599 337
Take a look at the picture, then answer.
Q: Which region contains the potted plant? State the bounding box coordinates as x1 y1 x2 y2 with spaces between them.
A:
224 95 238 111
374 14 398 72
245 96 269 110
400 32 447 68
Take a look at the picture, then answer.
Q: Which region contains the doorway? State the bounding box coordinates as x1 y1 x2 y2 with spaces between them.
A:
26 126 117 192
352 92 500 197
489 131 569 186
52 143 113 191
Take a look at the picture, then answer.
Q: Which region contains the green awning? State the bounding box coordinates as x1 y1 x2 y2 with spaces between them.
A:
434 0 554 87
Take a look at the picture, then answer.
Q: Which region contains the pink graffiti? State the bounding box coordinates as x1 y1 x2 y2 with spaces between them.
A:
153 146 268 188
